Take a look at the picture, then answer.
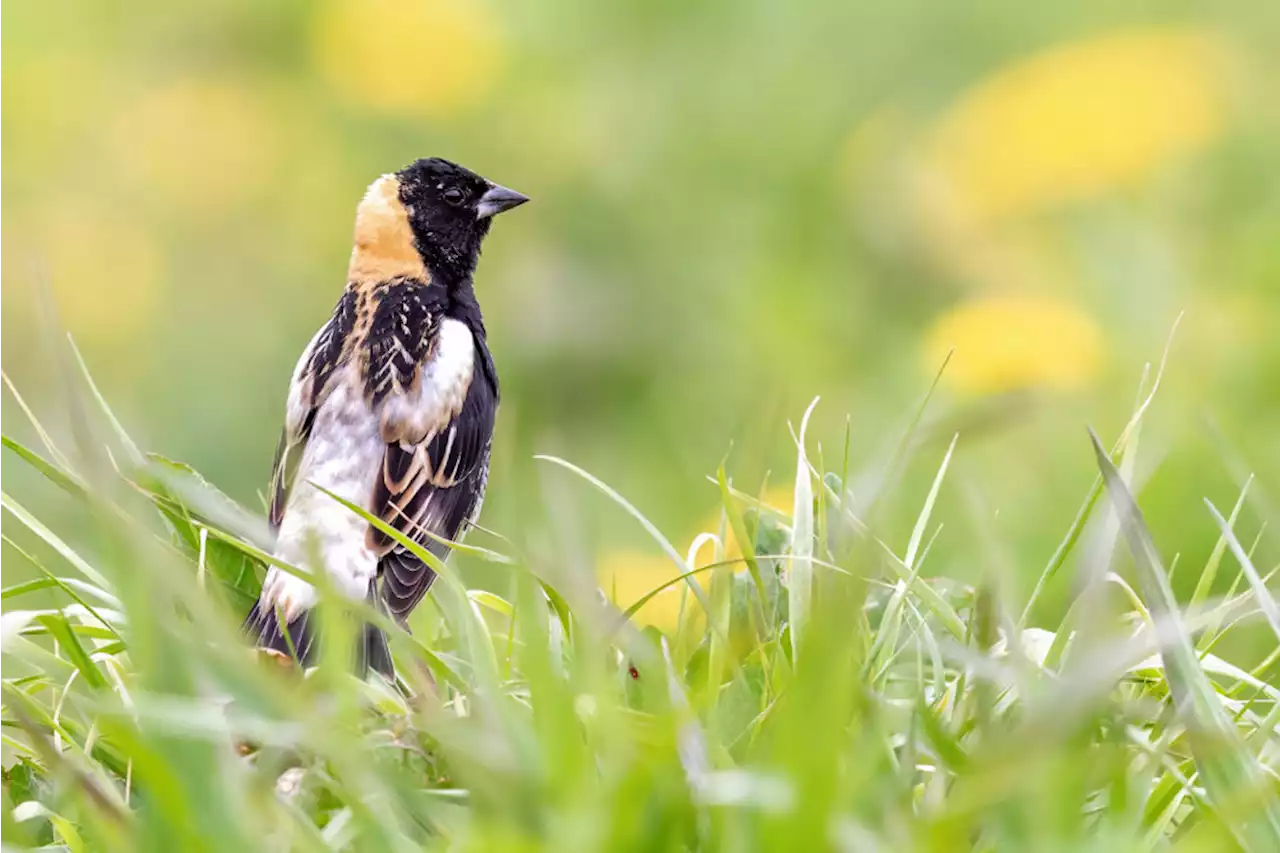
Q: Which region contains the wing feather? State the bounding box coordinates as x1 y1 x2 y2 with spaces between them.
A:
271 280 496 625
363 289 497 622
268 290 358 532
369 374 495 622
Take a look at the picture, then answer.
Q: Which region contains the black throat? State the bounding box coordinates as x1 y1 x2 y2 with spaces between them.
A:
406 212 492 291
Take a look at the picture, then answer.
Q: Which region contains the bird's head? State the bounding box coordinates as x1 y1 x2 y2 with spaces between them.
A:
349 157 528 288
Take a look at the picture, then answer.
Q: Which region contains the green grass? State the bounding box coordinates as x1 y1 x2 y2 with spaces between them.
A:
3 341 1279 852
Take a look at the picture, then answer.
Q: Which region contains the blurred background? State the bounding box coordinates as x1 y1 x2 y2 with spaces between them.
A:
4 0 1279 627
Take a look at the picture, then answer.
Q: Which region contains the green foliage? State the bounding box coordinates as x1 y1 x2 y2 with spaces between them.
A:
3 346 1279 853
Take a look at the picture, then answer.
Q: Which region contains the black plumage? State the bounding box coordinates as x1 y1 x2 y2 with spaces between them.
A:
365 280 442 405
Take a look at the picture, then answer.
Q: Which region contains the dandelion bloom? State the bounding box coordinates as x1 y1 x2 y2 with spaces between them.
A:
924 295 1103 394
923 29 1229 222
312 0 501 117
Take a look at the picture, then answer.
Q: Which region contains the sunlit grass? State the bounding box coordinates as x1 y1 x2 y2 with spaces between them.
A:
2 337 1279 852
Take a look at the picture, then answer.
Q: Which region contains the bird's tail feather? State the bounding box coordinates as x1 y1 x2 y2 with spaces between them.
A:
243 583 395 679
243 601 317 667
358 621 395 679
357 583 395 679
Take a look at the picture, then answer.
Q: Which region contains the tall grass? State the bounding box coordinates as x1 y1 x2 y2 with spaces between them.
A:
2 338 1279 852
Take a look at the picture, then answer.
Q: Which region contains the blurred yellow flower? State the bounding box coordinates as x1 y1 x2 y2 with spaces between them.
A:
924 29 1229 222
924 295 1103 394
311 0 500 116
113 80 281 215
4 54 108 171
10 201 165 345
601 489 792 633
600 550 688 633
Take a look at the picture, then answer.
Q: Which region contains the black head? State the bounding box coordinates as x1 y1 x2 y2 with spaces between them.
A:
395 158 528 286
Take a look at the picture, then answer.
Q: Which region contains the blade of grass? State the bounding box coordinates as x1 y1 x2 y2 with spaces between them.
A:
717 464 766 608
1091 429 1280 851
36 614 107 691
4 534 122 639
788 397 819 663
906 434 958 570
65 334 144 466
1021 319 1181 624
2 491 113 590
1192 478 1252 640
1204 500 1280 644
2 371 74 471
2 435 87 500
536 454 711 614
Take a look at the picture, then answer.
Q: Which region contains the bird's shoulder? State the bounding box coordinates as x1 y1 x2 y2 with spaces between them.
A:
359 278 447 405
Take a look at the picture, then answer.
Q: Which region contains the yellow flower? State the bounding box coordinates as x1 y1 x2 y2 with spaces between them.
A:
923 29 1229 222
311 0 500 117
113 80 281 216
3 54 109 171
924 295 1103 394
6 200 164 345
599 550 689 633
601 490 793 633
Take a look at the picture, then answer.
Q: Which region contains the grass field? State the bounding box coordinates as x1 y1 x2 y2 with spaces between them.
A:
3 339 1279 852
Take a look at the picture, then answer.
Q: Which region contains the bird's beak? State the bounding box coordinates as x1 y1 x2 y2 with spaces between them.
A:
476 183 530 219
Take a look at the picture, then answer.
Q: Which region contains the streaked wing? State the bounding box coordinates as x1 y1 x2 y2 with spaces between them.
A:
370 376 495 620
268 289 358 531
363 287 497 622
266 430 295 531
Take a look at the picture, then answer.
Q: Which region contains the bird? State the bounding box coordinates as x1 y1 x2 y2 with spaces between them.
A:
243 157 528 676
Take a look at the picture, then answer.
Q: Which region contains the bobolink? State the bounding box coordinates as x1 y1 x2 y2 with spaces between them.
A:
244 158 527 675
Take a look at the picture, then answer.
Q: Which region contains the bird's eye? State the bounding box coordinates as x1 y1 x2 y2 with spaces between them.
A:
443 187 465 206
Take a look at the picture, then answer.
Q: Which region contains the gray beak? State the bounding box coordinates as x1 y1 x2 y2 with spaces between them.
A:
476 183 529 219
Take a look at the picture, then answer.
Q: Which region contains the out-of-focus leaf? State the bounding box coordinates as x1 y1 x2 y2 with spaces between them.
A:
35 613 107 690
141 454 262 605
1 435 87 501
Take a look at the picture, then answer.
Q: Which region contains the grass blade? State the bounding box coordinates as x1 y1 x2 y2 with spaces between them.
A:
1090 429 1280 851
2 435 87 500
36 613 107 691
1204 500 1280 644
788 397 818 663
536 453 711 614
1 491 113 590
65 334 144 465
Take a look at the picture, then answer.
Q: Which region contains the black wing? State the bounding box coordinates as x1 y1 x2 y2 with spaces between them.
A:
371 380 495 622
363 285 498 623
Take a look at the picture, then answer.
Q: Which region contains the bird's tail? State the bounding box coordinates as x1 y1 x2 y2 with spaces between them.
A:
242 583 394 679
243 600 317 667
358 585 395 679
